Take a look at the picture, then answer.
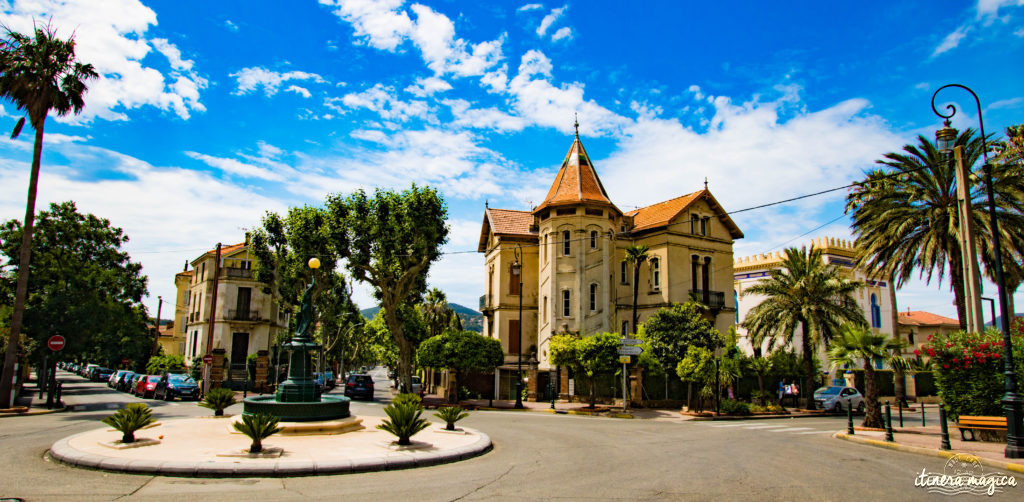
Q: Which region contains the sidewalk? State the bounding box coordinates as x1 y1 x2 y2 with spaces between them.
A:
0 372 71 417
835 424 1024 474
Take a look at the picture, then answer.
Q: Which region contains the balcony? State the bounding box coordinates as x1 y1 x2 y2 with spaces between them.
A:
227 309 262 321
479 295 488 311
690 289 726 309
225 267 253 279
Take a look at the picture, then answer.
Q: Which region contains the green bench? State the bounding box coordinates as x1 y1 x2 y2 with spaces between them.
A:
956 415 1007 441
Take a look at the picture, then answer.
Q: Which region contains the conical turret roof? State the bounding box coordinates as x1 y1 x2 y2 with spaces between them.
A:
534 132 620 215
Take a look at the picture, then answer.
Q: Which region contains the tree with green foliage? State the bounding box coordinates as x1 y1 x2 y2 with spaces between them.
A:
0 24 98 408
359 310 402 370
313 272 364 375
846 129 1024 329
233 412 283 453
326 185 448 393
639 301 722 402
549 332 621 409
0 202 150 373
742 246 864 409
419 288 458 339
146 354 185 375
827 324 903 428
418 329 503 402
676 346 715 411
102 403 155 444
622 245 650 332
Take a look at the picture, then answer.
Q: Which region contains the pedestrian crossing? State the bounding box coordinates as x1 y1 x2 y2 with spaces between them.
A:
702 421 836 436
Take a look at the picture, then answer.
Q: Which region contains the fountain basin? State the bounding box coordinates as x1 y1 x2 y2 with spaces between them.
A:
242 395 351 422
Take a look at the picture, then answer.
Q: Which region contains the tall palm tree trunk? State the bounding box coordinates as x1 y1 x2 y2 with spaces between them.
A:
0 123 45 409
800 322 814 410
947 250 968 331
631 266 640 331
862 361 883 428
889 278 907 406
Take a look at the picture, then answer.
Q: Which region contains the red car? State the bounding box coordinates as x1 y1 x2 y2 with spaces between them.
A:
134 375 160 398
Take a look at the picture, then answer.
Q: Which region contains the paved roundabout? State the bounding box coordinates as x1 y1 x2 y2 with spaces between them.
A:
48 414 491 477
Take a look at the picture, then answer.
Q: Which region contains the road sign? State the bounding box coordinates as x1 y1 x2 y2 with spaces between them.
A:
47 335 65 351
618 346 643 356
202 354 214 364
620 338 642 345
619 355 631 364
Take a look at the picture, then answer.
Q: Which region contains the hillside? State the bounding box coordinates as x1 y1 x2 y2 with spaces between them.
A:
360 303 483 333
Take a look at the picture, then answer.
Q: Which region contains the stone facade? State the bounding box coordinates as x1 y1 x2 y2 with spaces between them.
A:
479 132 744 399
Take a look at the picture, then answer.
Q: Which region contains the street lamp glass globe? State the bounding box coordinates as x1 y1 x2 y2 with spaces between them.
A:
935 124 958 154
308 257 321 269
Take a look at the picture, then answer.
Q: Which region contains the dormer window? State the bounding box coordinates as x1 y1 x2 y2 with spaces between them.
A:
691 215 699 234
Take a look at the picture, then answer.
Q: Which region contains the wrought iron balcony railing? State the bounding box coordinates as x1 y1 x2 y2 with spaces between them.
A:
690 289 726 309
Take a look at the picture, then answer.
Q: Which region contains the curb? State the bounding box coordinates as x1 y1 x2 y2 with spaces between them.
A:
0 406 68 418
686 413 832 421
48 427 492 477
833 432 1024 475
472 407 633 418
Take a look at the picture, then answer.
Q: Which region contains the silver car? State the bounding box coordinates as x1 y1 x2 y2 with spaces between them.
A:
813 386 864 412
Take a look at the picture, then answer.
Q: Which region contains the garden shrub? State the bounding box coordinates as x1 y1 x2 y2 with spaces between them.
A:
102 403 155 443
233 412 283 453
719 399 751 415
378 401 430 445
435 406 470 431
200 388 238 416
393 393 422 407
919 321 1024 420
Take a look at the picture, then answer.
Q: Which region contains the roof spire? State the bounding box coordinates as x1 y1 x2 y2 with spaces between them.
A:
574 112 579 138
704 177 708 190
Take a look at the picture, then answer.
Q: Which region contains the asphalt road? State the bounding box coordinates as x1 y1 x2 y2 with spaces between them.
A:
1 372 1019 501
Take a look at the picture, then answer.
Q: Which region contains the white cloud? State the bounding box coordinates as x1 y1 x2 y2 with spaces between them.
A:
2 0 207 121
319 0 414 51
230 67 326 96
537 5 566 37
285 85 312 98
185 151 285 181
335 83 430 121
443 99 528 132
517 3 544 12
551 27 572 42
225 19 239 32
405 76 453 97
933 25 971 56
976 0 1024 20
1017 26 1024 36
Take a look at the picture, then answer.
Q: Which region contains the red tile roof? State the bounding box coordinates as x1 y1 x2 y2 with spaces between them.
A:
898 311 960 327
626 189 744 238
534 135 620 214
478 208 536 252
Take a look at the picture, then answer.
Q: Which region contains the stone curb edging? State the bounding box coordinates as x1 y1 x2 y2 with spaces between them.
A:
48 428 492 477
0 406 68 418
833 432 1024 475
686 412 831 421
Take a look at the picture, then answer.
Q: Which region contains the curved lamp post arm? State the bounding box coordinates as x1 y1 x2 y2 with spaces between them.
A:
931 83 990 164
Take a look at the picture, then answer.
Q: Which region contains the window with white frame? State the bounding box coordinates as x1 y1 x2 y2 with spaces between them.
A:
562 290 571 317
651 258 660 289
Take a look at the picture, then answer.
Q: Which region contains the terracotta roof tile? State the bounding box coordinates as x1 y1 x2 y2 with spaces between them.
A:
535 135 619 213
626 191 703 231
898 311 960 327
486 208 534 236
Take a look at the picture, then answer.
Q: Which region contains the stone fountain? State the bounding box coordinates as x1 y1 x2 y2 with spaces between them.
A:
242 258 351 422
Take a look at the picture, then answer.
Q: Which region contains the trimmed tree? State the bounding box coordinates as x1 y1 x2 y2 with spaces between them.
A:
827 324 902 428
639 301 721 404
326 185 448 393
622 245 650 332
417 329 503 403
549 332 621 409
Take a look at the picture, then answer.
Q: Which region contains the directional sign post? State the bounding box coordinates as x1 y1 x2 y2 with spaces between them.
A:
618 345 643 356
620 338 642 346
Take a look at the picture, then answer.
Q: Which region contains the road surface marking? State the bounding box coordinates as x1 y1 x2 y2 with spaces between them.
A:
768 427 813 433
796 430 835 434
711 424 747 428
742 425 787 430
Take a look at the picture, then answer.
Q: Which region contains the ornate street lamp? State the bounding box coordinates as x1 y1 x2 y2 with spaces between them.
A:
512 244 525 409
931 84 1024 458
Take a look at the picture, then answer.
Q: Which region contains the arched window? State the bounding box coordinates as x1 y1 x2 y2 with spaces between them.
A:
870 294 881 328
542 296 547 320
590 230 598 249
562 230 571 256
562 290 571 317
621 261 628 283
701 217 709 236
589 283 598 311
651 258 660 290
543 234 548 262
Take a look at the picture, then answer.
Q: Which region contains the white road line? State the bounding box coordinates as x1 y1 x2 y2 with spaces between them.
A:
711 424 747 428
796 430 835 434
742 425 787 430
768 427 813 433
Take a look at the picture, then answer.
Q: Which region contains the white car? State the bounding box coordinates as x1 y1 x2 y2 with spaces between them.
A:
813 386 864 412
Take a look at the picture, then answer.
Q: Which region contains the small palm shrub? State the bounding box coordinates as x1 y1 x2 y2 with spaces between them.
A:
377 402 430 445
392 393 422 408
232 412 283 453
435 406 469 431
102 403 155 443
200 388 237 416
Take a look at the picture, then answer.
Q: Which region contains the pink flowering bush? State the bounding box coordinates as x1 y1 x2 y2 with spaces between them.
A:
918 318 1024 420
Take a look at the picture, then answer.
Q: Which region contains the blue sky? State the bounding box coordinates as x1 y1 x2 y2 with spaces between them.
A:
1 0 1023 320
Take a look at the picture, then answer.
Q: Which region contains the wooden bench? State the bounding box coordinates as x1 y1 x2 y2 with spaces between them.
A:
956 415 1007 441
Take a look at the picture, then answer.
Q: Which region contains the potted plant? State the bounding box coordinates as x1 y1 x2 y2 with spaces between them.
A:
101 403 155 444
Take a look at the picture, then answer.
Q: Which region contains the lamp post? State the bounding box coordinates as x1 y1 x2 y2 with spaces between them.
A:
932 83 1024 458
513 244 524 409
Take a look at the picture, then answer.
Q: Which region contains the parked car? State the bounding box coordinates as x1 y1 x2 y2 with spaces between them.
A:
127 373 145 393
154 373 200 401
134 375 160 398
82 364 98 378
108 370 131 388
92 367 114 382
115 372 136 392
813 386 864 412
344 374 375 400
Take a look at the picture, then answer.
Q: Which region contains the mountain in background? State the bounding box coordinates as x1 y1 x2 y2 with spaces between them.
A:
360 303 483 333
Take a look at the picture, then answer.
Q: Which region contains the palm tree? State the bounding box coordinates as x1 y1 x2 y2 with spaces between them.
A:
622 244 650 333
0 24 97 408
828 324 903 428
846 130 1024 330
742 246 864 410
419 287 455 339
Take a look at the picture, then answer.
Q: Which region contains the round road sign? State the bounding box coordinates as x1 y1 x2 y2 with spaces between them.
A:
202 354 214 364
47 335 65 351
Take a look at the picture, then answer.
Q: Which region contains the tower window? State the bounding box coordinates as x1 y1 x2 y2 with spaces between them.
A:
621 261 628 284
589 283 598 311
562 230 571 256
590 230 597 249
562 290 571 317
